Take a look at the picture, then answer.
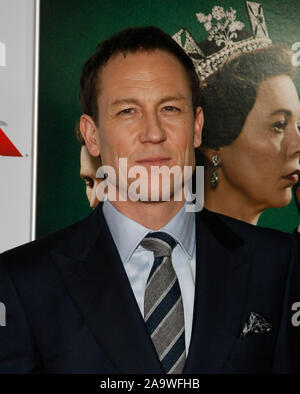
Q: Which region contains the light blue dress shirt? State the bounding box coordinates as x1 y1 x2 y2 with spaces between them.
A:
102 200 196 354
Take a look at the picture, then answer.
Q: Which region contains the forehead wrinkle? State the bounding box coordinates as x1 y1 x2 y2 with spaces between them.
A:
121 72 161 81
116 76 174 91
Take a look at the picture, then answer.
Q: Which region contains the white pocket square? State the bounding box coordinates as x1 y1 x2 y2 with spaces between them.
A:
240 312 272 338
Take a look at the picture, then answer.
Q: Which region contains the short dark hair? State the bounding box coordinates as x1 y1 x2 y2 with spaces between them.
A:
198 44 296 151
79 26 201 124
74 119 85 146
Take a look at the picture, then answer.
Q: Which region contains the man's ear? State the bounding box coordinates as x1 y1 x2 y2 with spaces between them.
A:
193 106 204 148
80 114 101 157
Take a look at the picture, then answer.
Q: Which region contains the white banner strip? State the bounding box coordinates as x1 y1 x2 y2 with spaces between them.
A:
0 0 39 252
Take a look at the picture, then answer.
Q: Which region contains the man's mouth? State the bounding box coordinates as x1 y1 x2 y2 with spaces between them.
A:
135 157 171 166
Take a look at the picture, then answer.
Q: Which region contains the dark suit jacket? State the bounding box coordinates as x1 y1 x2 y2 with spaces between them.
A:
294 229 300 254
0 205 299 374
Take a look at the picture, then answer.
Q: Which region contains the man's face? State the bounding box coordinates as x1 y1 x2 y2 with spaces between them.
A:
82 49 203 202
80 145 102 208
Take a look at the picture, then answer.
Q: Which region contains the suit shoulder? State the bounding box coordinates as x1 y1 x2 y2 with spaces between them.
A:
199 208 295 249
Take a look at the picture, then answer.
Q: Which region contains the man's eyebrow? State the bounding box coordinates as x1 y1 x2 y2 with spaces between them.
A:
110 94 188 107
111 98 139 107
157 94 188 105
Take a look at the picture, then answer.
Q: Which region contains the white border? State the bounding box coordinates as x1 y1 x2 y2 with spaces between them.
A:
30 0 40 241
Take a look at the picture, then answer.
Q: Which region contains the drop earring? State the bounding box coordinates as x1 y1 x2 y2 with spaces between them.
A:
210 154 219 188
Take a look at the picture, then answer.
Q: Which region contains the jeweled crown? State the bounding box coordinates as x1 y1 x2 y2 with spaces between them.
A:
172 1 272 81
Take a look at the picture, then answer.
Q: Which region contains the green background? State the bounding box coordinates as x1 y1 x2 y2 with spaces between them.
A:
37 0 300 238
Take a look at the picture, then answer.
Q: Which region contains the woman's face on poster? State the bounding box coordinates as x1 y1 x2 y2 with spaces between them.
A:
218 74 300 210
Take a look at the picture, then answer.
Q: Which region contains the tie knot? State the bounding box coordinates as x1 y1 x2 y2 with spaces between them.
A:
140 232 177 257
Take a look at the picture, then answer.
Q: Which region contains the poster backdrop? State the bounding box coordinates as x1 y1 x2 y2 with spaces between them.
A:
0 0 38 251
38 0 300 238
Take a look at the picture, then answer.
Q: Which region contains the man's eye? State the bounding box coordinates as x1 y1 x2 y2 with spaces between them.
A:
272 120 287 133
118 108 134 115
163 106 179 112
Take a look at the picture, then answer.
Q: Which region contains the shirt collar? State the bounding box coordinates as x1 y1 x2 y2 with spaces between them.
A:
102 200 195 264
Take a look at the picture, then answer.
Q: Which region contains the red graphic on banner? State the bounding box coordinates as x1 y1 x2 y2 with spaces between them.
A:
0 127 22 157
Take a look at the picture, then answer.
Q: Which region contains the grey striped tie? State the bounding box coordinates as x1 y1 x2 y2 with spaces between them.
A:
141 232 186 374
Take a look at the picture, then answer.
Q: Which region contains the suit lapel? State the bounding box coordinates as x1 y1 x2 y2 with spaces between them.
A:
184 209 252 373
51 204 163 373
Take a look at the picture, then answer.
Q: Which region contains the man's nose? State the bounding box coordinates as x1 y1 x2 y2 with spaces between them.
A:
139 112 166 144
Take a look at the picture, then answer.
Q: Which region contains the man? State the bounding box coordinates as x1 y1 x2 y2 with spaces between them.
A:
0 26 299 374
75 121 102 208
